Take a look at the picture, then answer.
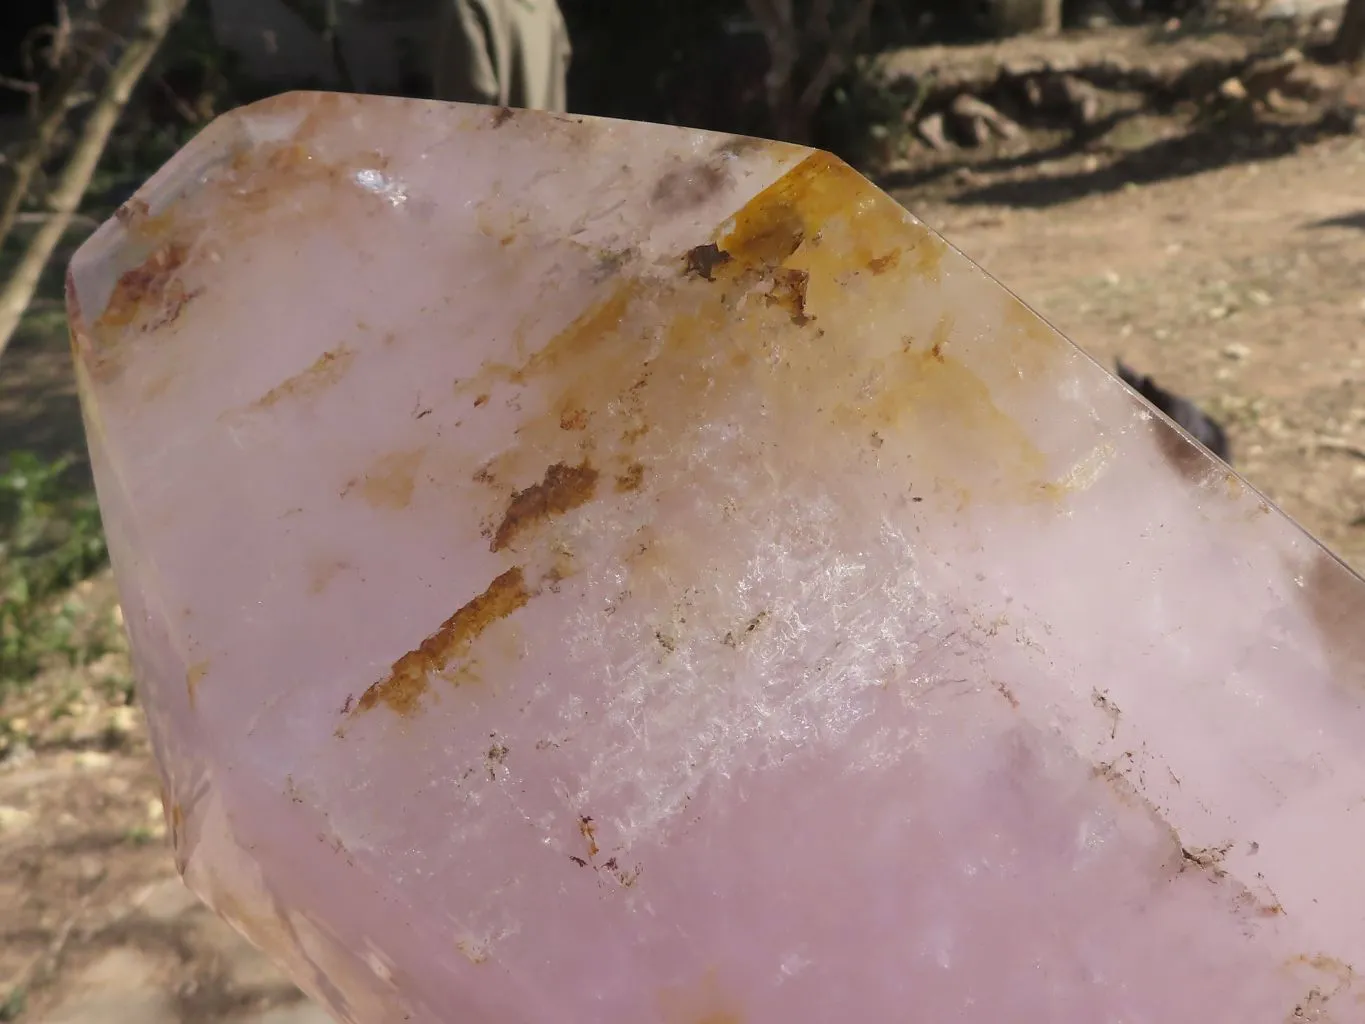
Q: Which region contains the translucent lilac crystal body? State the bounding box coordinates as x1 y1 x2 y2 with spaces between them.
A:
66 93 1365 1023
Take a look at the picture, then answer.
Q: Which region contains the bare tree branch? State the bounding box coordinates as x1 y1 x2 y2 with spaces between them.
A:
0 0 188 361
798 0 876 116
809 0 835 47
745 0 879 143
0 77 40 95
0 0 141 248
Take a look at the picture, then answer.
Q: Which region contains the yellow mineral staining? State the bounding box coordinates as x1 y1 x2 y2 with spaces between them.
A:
1042 442 1115 500
141 367 177 403
514 284 642 386
659 970 745 1024
718 151 945 287
167 796 185 843
578 814 600 858
441 146 1073 556
306 556 353 595
1283 953 1356 1019
1286 954 1355 987
353 567 531 717
350 448 427 511
249 346 357 411
825 321 1051 503
1000 295 1066 384
186 659 210 707
866 248 901 275
456 939 490 965
113 197 177 240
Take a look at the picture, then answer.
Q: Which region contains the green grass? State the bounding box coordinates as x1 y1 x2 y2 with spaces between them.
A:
0 983 26 1022
0 451 110 690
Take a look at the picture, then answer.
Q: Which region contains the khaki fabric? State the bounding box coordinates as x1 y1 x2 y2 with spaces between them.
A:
431 0 571 112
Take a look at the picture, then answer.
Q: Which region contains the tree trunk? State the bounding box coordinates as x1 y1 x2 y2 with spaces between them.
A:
0 0 186 361
745 0 877 145
990 0 1063 37
1335 0 1365 65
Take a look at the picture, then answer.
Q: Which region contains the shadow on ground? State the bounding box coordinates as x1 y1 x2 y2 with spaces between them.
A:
881 101 1362 210
950 106 1360 208
1311 209 1365 230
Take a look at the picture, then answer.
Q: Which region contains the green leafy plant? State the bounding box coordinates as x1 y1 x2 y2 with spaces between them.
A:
0 452 109 688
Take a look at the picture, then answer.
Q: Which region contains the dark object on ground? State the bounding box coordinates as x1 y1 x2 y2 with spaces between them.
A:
1116 359 1232 463
1337 0 1365 64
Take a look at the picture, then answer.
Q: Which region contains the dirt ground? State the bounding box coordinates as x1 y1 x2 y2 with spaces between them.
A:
1 17 1364 1023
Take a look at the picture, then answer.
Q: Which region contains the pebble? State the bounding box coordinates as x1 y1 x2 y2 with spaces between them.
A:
108 706 140 738
1219 77 1248 101
1222 342 1252 361
0 804 33 833
74 750 113 771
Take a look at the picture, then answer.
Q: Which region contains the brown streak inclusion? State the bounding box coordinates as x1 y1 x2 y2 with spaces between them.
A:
83 96 408 386
354 567 531 716
867 249 901 275
95 242 192 331
250 346 356 409
492 462 600 552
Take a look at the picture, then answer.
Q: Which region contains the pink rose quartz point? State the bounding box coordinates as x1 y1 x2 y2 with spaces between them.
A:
66 92 1365 1023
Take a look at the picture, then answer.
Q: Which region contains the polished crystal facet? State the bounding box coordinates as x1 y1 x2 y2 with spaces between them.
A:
67 92 1365 1023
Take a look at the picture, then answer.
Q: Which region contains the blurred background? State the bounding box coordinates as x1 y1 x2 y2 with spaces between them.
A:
0 1 1362 1021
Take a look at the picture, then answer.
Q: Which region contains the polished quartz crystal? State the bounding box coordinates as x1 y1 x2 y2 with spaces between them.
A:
66 92 1365 1023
